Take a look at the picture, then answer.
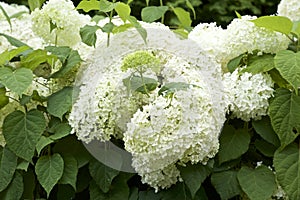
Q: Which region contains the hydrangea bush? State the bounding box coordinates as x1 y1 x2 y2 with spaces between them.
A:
0 0 299 199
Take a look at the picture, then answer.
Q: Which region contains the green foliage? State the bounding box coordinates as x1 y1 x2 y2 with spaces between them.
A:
274 143 300 200
28 0 45 11
251 16 293 35
141 6 169 22
0 147 18 192
80 25 100 47
123 75 158 95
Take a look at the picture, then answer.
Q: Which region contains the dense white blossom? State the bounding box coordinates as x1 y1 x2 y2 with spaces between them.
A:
70 20 226 190
223 68 274 121
31 0 91 47
0 2 29 20
277 0 300 21
189 16 289 70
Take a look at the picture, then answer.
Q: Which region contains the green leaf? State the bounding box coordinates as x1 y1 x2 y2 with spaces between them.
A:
227 54 244 73
172 28 188 39
115 2 131 23
35 153 64 197
80 25 100 47
237 165 276 200
0 33 29 47
211 170 242 200
51 50 82 78
0 147 18 192
17 160 30 171
112 24 133 34
274 50 300 92
240 54 275 74
126 16 147 44
141 6 168 23
9 11 27 19
158 82 191 96
123 75 158 94
0 5 12 31
3 110 47 161
218 125 251 164
49 123 71 140
28 0 45 11
99 0 116 12
172 7 192 28
0 87 9 109
36 136 54 156
255 139 277 157
179 163 211 198
0 46 30 66
186 0 196 20
0 67 33 96
251 16 293 35
291 21 300 37
252 116 280 147
47 87 73 119
269 68 289 88
274 143 300 200
0 172 23 200
45 46 71 63
269 88 300 148
53 135 91 168
76 0 100 12
89 159 120 193
59 154 78 190
21 49 57 71
101 22 115 33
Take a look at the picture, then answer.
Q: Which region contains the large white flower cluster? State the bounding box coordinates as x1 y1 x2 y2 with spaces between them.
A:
31 0 91 47
277 0 300 21
189 16 289 69
223 68 274 121
69 20 226 190
0 2 29 20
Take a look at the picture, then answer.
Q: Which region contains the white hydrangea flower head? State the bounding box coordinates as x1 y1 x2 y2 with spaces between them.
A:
277 0 300 21
70 19 227 190
223 68 274 121
0 2 29 20
189 16 289 71
0 14 44 53
31 0 91 47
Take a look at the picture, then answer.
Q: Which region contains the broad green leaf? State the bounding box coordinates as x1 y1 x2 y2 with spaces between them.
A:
92 15 106 23
99 0 116 12
0 33 29 47
80 25 100 47
51 50 82 78
194 186 208 200
158 82 190 96
28 0 45 11
179 163 211 198
172 28 188 39
49 123 71 140
123 75 158 94
218 125 251 164
274 143 300 200
269 88 300 148
291 21 300 37
251 16 293 35
0 87 9 109
0 67 33 96
0 172 23 200
89 173 132 200
53 135 91 168
47 87 73 119
252 116 280 147
0 147 18 192
274 50 300 92
101 22 115 33
0 5 12 31
21 49 57 71
127 16 147 44
59 154 78 190
76 0 100 12
45 46 71 63
89 159 120 193
36 136 54 156
3 110 46 161
186 0 196 20
211 170 242 200
112 24 133 34
227 54 244 73
160 182 190 200
16 160 30 171
0 46 30 66
269 68 289 88
115 2 131 23
35 153 64 197
254 139 277 157
141 6 168 23
129 187 138 200
241 54 274 74
237 165 276 200
172 7 192 28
